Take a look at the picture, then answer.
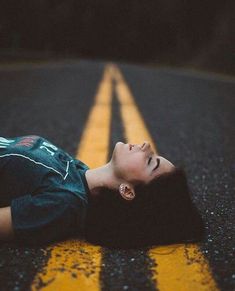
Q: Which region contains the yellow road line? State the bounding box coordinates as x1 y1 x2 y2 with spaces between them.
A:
77 65 113 168
111 64 157 152
151 245 218 291
31 65 113 291
111 65 219 291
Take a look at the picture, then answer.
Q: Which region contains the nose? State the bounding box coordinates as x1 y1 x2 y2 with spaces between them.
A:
141 141 150 151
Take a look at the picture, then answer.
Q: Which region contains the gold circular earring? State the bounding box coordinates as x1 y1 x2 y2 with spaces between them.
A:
119 184 126 194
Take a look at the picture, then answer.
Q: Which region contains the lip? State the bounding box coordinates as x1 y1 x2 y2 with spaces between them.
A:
127 142 148 152
128 143 132 151
128 143 146 151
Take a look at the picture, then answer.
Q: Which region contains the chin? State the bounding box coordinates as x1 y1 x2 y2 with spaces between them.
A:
111 142 124 161
113 141 124 152
116 141 124 146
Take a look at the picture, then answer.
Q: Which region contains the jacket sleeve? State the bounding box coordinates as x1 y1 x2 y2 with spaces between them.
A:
10 191 87 245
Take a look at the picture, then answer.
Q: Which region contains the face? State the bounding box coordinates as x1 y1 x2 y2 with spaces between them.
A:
110 141 175 185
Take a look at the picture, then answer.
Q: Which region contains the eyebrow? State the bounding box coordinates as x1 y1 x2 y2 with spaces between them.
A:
152 158 160 171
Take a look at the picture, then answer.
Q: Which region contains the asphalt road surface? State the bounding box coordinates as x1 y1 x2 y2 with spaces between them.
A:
0 60 234 291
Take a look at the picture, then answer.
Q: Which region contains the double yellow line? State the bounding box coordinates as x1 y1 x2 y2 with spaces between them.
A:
32 64 218 291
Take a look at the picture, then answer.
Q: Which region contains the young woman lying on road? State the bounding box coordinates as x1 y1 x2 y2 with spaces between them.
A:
0 136 204 248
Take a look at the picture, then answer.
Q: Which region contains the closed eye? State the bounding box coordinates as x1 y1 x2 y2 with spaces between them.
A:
153 158 160 171
148 157 152 165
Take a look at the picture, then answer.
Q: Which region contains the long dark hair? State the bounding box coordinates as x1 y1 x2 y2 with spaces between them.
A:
84 167 205 249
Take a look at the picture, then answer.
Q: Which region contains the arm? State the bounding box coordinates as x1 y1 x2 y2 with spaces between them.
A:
10 192 83 244
0 206 14 240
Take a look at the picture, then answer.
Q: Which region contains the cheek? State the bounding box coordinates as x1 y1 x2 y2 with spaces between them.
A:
124 156 145 177
113 149 146 179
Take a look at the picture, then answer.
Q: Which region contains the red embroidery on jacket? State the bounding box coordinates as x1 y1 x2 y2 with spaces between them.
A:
14 136 38 148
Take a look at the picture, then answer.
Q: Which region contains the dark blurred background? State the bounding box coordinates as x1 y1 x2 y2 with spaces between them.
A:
0 0 234 75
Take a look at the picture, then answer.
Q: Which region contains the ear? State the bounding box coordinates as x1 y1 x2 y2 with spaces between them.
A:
119 183 136 201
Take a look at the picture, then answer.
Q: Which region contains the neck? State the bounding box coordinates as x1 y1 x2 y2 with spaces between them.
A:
85 162 122 196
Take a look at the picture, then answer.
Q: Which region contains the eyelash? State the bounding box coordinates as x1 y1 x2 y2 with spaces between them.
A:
148 157 152 165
